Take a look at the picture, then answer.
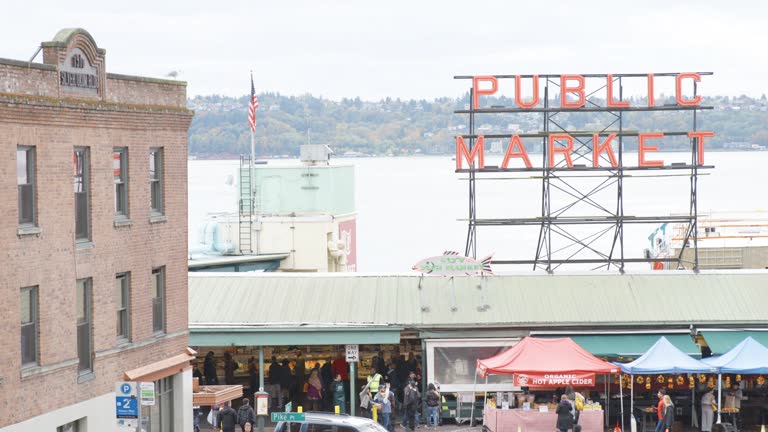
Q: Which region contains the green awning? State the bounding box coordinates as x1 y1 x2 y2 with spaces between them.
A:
700 331 768 355
190 326 403 347
539 334 700 358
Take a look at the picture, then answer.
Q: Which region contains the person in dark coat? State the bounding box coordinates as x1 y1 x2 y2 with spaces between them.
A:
223 352 239 385
556 394 573 432
218 401 239 432
204 351 219 385
662 395 675 432
320 358 333 411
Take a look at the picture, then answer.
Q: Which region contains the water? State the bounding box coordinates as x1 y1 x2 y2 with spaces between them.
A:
188 152 768 272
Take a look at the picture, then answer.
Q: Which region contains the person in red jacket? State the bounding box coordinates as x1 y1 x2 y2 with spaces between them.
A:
654 389 667 432
332 350 349 380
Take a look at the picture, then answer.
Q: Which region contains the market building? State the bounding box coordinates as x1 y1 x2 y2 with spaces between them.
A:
1 29 193 431
189 270 768 428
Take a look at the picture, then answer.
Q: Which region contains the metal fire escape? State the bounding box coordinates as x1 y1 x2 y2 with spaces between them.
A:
238 155 255 254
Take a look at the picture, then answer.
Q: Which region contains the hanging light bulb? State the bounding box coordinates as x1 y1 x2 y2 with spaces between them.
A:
689 376 695 389
736 374 741 382
657 375 665 384
676 375 685 386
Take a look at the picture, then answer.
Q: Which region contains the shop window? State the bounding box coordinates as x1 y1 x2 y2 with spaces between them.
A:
20 286 38 366
152 267 165 334
17 146 36 225
57 418 84 432
150 148 164 215
116 273 131 341
74 148 91 241
146 376 174 432
76 278 92 372
114 148 129 218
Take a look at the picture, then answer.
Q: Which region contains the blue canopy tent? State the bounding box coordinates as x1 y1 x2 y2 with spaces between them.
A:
702 336 768 423
616 336 716 431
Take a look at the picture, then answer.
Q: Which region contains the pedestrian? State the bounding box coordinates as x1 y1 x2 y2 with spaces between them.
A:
294 351 306 408
556 394 573 432
367 367 383 395
359 382 373 418
374 384 394 431
376 351 387 377
332 373 346 414
269 356 283 409
192 362 203 383
320 358 333 411
247 357 258 395
204 351 219 385
218 401 239 432
425 383 440 429
307 368 323 411
701 388 716 432
280 359 292 407
237 398 256 432
654 389 667 432
403 380 421 431
223 352 239 385
402 372 420 428
662 395 675 432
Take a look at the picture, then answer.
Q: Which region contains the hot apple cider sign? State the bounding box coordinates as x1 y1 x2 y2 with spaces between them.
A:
455 73 714 171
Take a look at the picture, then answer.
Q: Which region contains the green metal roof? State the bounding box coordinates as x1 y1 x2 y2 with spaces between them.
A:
538 334 700 357
189 271 768 331
700 330 768 355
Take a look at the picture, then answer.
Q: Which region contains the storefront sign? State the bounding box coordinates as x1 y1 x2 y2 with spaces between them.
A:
339 219 357 272
514 373 596 387
412 251 493 276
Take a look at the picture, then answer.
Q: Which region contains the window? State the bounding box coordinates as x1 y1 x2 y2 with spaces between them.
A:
21 286 38 366
116 273 130 341
17 146 36 225
152 268 165 333
57 418 83 432
149 148 164 214
74 148 90 241
114 148 129 217
76 279 92 372
147 376 174 432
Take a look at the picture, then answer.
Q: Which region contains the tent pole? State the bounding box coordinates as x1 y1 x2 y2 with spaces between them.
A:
620 374 625 432
605 374 610 429
631 374 634 424
691 381 698 429
717 373 722 424
483 375 488 408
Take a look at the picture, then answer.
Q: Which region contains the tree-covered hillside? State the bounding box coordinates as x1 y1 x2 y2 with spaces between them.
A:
188 93 768 158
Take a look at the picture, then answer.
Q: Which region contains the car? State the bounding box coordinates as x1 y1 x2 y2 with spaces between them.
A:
274 412 388 432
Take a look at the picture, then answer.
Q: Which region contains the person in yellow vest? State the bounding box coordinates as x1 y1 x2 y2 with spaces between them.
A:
368 367 383 394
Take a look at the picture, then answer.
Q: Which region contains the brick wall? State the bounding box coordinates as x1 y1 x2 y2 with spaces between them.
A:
106 74 187 108
0 61 193 426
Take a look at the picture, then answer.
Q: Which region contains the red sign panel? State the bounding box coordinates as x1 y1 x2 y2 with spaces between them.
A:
339 219 357 272
514 372 596 387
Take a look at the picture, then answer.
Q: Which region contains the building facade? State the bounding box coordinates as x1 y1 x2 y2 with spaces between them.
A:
1 29 193 431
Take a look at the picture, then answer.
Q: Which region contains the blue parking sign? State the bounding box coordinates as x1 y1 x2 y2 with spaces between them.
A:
116 396 139 418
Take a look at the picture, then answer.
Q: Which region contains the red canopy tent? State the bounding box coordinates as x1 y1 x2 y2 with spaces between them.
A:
473 337 619 431
476 337 619 378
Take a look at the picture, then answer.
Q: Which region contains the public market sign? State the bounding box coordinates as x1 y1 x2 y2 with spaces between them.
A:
455 73 714 171
514 373 596 387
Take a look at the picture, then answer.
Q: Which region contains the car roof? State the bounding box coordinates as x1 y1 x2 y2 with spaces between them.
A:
281 412 378 426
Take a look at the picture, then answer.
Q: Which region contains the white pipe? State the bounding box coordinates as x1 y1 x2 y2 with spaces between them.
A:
717 374 722 424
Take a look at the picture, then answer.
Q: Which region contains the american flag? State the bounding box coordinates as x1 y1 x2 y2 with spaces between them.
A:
248 73 259 132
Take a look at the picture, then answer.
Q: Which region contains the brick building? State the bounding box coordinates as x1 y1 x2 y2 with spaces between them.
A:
0 29 193 431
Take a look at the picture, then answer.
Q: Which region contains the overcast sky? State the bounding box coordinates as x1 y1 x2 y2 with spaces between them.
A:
4 0 767 100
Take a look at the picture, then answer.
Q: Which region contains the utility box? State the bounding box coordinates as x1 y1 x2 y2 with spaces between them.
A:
300 144 333 165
